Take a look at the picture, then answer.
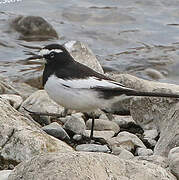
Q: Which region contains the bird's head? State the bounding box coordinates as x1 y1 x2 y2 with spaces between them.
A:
28 44 72 65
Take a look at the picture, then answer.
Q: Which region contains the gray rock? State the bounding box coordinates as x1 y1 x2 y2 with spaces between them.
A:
106 73 179 114
19 90 64 126
65 41 104 74
168 147 179 179
154 102 179 156
84 130 114 140
0 98 73 167
0 94 23 109
144 129 158 140
112 147 134 160
133 155 170 169
0 170 12 180
10 16 58 40
63 114 86 135
42 122 70 140
86 119 119 133
0 76 37 99
112 115 135 127
136 147 153 156
75 144 110 153
8 152 176 180
107 131 146 152
73 134 83 141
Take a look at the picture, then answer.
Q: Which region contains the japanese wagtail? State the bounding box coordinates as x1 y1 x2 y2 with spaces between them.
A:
29 43 179 139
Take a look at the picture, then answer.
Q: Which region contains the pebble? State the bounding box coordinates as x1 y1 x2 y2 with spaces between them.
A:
107 131 146 152
86 119 119 133
0 170 12 180
75 144 110 153
63 115 86 135
112 147 134 160
84 130 114 141
42 122 70 140
136 147 153 156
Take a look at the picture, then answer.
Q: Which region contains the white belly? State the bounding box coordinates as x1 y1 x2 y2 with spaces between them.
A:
44 76 107 112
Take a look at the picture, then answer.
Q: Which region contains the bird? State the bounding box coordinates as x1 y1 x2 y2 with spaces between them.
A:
29 43 179 140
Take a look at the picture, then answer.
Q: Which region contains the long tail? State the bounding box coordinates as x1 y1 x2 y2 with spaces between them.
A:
125 89 179 98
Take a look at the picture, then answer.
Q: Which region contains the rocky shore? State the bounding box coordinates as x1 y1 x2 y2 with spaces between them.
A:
0 40 178 180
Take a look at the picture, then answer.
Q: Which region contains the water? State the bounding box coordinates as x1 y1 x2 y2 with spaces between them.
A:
1 0 179 86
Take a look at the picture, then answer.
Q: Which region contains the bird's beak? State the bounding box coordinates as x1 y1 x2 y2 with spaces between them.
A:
27 54 43 60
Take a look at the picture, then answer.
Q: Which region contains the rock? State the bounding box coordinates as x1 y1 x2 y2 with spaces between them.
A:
112 115 135 127
144 129 159 140
42 122 70 140
144 68 164 80
72 134 83 141
130 93 178 130
0 98 73 168
133 155 169 169
0 76 37 99
19 90 64 126
0 94 23 109
84 130 114 140
75 144 110 153
10 16 58 40
168 147 179 179
112 147 134 160
86 119 119 133
0 170 12 180
107 131 146 152
136 147 153 156
154 102 179 156
106 73 179 114
8 152 176 180
65 41 104 74
63 114 86 135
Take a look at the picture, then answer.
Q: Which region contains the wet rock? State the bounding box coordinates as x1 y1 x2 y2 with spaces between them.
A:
144 68 165 80
0 170 12 180
75 144 110 153
8 152 176 180
65 41 104 74
19 90 64 126
86 119 119 133
136 147 153 156
10 16 58 41
0 94 23 109
168 147 179 179
42 122 70 141
84 130 114 140
0 98 73 168
112 147 134 160
107 131 146 152
63 114 86 135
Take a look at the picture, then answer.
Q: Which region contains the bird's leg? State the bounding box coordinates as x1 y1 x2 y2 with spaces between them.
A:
90 115 95 139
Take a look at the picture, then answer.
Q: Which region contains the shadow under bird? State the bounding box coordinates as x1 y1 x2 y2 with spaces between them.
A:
28 43 179 140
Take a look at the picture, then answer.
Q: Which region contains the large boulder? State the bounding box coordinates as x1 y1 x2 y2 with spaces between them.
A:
0 98 73 169
8 152 176 180
10 16 58 41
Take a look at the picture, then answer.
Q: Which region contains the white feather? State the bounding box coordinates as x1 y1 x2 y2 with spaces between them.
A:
40 49 63 56
44 75 131 112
